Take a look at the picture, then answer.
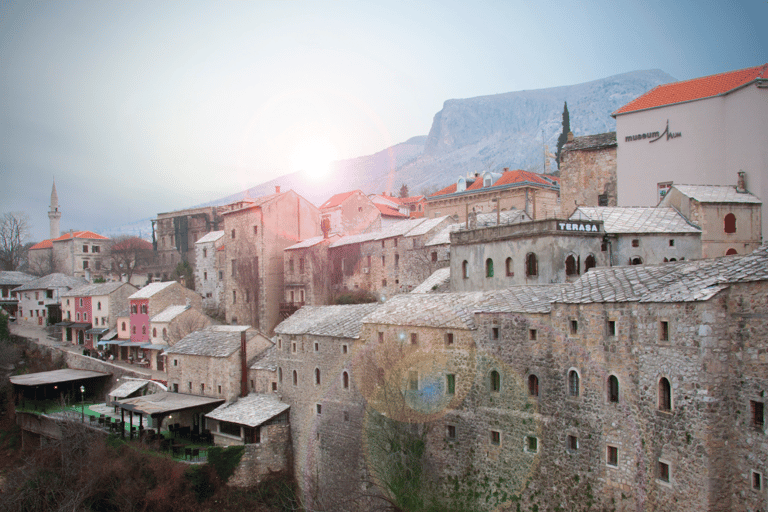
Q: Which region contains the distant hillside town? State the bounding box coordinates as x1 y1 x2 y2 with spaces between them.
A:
4 63 768 511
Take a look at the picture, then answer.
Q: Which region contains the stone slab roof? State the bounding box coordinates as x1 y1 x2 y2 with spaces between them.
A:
165 326 255 357
671 185 762 204
14 273 88 292
10 369 110 386
563 132 617 151
129 281 175 299
109 379 150 398
364 286 559 329
116 391 224 416
285 234 340 251
249 345 278 371
151 304 190 323
205 393 289 428
571 207 700 233
195 231 225 244
411 268 451 293
0 271 35 286
330 218 427 248
61 281 134 298
274 303 379 339
557 244 768 304
402 216 449 237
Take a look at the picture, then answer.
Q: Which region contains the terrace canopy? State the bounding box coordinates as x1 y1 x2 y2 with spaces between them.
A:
114 392 225 437
10 369 111 402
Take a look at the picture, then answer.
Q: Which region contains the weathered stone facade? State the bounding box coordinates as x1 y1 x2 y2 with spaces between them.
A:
559 131 618 216
151 206 223 281
194 230 225 313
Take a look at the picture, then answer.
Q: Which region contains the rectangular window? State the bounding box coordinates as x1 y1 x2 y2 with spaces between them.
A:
231 259 237 277
204 271 208 280
526 436 538 453
316 404 322 415
431 252 438 262
567 435 578 452
342 344 348 354
299 258 305 273
381 255 386 267
394 254 399 268
200 383 205 393
490 430 500 446
445 333 454 346
232 290 236 303
607 446 618 467
188 382 192 391
83 261 89 269
203 248 207 258
753 471 762 491
410 333 418 345
173 383 179 392
570 320 578 335
659 321 669 341
253 225 258 235
658 461 670 483
529 329 537 341
92 246 100 253
607 320 616 337
491 327 499 340
632 239 639 248
314 342 319 352
218 385 221 394
447 425 456 440
669 239 675 247
83 245 89 253
751 400 764 428
378 332 384 343
289 259 294 273
292 342 297 353
446 374 455 395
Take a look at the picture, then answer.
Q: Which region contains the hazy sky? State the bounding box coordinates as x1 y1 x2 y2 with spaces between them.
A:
1 0 766 242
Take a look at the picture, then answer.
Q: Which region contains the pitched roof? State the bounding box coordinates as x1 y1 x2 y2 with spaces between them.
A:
128 281 176 299
109 379 150 399
563 132 617 151
613 64 768 115
53 231 109 241
61 281 135 297
205 393 289 428
165 326 255 357
274 303 379 338
571 207 700 234
411 268 451 293
14 273 87 292
399 195 425 204
375 203 408 218
556 244 768 304
29 239 53 250
671 185 762 204
195 231 225 244
330 218 430 248
221 193 281 215
284 234 341 251
320 190 359 209
0 271 36 286
150 304 190 323
430 170 559 198
425 210 530 246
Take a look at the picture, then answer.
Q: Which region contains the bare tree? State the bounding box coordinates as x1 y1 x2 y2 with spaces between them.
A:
109 235 153 283
168 309 211 345
0 212 30 271
235 254 260 329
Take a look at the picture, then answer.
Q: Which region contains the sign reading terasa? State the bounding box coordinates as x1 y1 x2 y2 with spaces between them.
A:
557 222 600 232
625 120 681 143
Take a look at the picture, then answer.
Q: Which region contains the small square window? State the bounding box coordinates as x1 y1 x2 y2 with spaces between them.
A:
529 329 537 341
658 461 670 483
491 327 499 340
526 436 538 453
445 333 454 346
607 320 616 337
316 404 322 415
447 425 456 440
607 446 618 467
490 431 500 445
632 239 639 248
752 471 762 491
570 320 578 335
567 435 578 452
659 321 669 341
751 400 764 428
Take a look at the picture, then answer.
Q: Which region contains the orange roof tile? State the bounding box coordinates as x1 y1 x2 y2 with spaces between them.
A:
614 64 768 115
53 230 109 241
375 203 407 218
320 190 359 209
399 195 425 204
431 170 558 197
30 239 53 250
430 183 457 197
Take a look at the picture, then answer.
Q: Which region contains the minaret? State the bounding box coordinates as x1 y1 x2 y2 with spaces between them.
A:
48 180 61 239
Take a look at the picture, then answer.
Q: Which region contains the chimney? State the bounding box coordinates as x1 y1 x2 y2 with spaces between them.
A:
503 167 509 173
275 185 281 194
241 329 248 398
737 171 747 193
567 131 574 142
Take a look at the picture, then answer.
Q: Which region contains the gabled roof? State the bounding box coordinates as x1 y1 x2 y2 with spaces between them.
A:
196 231 225 244
109 379 151 399
0 271 35 286
571 207 700 234
150 304 190 323
399 195 425 204
29 239 53 250
320 190 359 209
206 393 289 428
53 231 109 241
221 193 281 215
128 281 176 299
165 325 256 358
14 273 87 292
411 268 451 294
670 185 762 204
274 303 380 339
429 170 559 198
284 234 341 251
613 64 768 116
62 281 136 298
375 203 408 218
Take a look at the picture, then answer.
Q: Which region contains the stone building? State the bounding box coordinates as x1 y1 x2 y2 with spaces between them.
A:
143 304 211 370
194 230 225 313
59 281 138 348
558 131 617 216
14 273 87 327
281 234 341 316
613 63 768 240
0 271 35 318
425 169 560 222
28 230 111 280
272 245 768 511
222 189 321 333
327 216 452 298
658 183 762 258
319 190 381 235
151 205 223 281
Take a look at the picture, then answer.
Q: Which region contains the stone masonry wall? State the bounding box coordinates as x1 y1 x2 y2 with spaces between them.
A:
559 145 617 217
227 423 292 487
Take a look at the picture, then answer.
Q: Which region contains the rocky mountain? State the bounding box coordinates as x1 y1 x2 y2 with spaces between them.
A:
104 69 676 239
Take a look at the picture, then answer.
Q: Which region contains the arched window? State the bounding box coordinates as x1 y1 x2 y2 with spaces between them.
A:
526 253 538 277
659 377 671 411
505 257 513 276
490 370 501 392
231 229 236 239
293 370 298 386
162 328 167 339
343 371 349 389
584 254 596 272
630 256 643 265
485 258 494 278
152 328 157 337
315 368 321 385
724 213 736 234
462 260 469 279
608 375 619 403
565 255 578 276
726 248 738 255
568 370 580 397
528 375 539 397
278 367 283 383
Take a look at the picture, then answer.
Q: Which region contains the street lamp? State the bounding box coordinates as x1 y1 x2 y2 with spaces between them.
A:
80 385 85 423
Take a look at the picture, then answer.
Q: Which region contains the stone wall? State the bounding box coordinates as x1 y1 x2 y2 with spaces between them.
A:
559 142 617 216
227 423 292 487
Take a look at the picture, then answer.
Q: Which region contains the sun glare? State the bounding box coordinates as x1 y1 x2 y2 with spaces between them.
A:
290 138 337 180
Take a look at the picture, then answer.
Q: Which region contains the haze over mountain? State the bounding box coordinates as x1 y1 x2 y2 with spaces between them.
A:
103 69 676 239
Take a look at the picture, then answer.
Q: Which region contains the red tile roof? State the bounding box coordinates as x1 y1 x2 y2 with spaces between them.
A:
320 190 359 209
430 183 457 197
375 203 407 218
399 195 425 204
53 230 109 241
614 64 768 115
431 170 559 197
30 239 53 250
